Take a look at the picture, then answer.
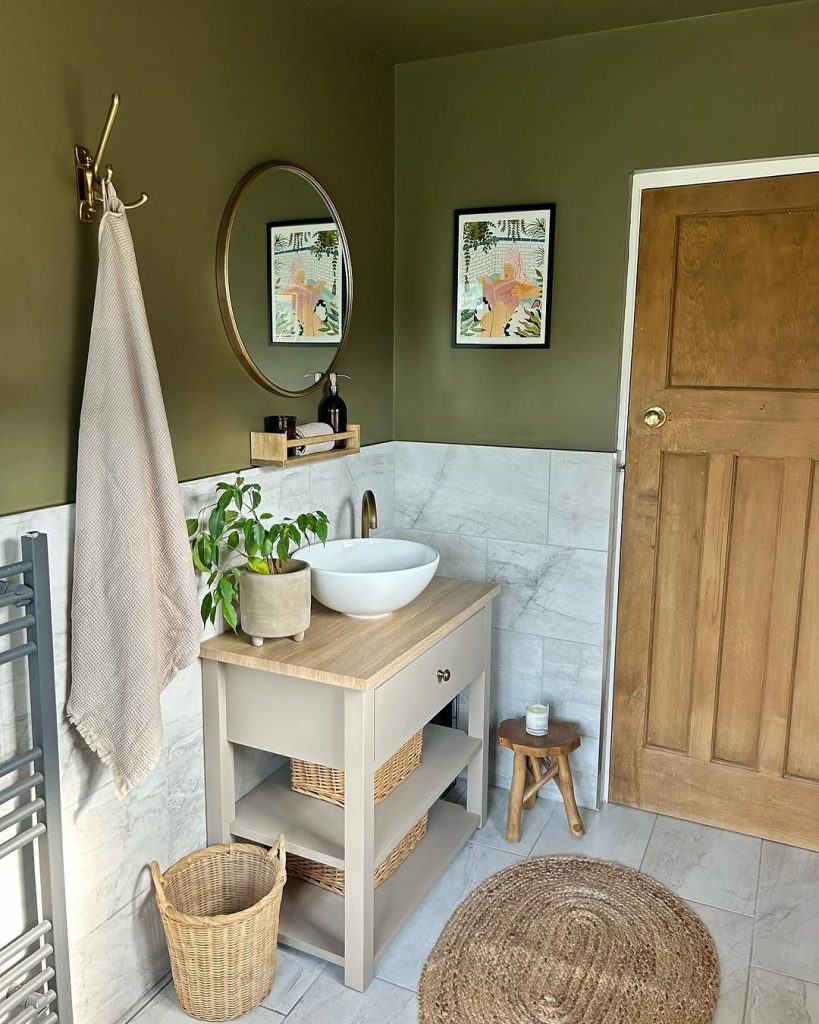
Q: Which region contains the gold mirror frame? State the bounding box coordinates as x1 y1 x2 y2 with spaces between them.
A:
216 161 353 398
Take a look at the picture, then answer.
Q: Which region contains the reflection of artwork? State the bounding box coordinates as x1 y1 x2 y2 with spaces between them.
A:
268 219 343 345
452 205 555 348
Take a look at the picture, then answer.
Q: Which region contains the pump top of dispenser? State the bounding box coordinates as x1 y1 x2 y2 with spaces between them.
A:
327 372 350 394
304 372 323 385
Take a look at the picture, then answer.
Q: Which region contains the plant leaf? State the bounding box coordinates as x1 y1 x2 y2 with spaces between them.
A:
222 599 239 631
247 557 270 575
200 592 213 625
186 518 198 538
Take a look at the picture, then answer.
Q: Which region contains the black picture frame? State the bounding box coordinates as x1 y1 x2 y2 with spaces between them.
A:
452 203 556 349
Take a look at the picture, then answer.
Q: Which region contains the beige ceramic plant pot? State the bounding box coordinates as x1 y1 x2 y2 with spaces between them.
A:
239 559 311 645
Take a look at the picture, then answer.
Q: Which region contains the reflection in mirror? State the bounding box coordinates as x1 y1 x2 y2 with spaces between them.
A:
218 163 352 396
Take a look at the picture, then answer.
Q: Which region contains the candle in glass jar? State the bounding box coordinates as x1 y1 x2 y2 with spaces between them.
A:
526 702 550 736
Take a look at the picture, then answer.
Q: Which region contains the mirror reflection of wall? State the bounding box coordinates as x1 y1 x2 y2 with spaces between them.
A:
220 164 352 396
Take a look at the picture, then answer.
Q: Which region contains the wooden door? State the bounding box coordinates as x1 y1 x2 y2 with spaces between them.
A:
611 172 819 850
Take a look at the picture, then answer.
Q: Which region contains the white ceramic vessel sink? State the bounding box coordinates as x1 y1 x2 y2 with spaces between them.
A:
295 538 439 619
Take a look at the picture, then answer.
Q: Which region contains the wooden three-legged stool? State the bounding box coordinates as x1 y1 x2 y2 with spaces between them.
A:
498 719 585 843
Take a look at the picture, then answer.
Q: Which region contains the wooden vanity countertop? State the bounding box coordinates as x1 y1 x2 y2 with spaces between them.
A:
199 576 499 691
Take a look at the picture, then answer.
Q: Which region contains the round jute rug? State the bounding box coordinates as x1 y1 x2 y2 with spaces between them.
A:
418 856 719 1024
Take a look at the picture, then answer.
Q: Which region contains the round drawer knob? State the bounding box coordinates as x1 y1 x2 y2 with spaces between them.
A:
437 668 451 683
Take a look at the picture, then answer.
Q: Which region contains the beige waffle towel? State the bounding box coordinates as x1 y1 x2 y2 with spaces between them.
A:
68 182 199 798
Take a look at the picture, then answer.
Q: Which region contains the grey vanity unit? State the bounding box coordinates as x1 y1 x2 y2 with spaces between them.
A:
200 576 499 990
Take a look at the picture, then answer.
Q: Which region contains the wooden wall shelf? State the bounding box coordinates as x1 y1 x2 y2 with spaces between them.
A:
250 424 361 468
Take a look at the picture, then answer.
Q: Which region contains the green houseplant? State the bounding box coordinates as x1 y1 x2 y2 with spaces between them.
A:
187 476 329 644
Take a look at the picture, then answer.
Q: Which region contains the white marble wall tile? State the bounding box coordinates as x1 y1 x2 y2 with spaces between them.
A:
688 902 753 1024
487 540 608 645
490 628 544 722
160 660 203 750
753 841 819 984
166 729 207 865
63 755 171 941
396 442 551 543
642 816 762 916
392 527 487 581
746 967 819 1023
70 887 169 1024
542 637 605 738
309 442 395 541
548 451 615 551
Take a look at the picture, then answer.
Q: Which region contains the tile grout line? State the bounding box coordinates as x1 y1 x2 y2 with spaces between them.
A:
741 842 766 1022
638 813 659 872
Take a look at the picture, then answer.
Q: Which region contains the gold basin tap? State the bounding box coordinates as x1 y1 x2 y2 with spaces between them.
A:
361 490 378 539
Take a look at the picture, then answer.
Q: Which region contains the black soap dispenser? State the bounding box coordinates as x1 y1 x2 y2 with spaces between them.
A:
319 372 350 449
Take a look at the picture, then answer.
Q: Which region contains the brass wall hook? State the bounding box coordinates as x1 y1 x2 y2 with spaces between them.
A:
74 93 149 222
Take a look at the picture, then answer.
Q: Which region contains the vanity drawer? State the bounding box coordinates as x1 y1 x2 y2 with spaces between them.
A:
373 607 487 764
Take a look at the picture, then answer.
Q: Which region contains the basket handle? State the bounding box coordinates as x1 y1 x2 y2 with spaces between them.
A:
150 860 168 908
267 833 286 871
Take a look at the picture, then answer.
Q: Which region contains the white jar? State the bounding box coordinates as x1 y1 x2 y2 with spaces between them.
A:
526 702 550 736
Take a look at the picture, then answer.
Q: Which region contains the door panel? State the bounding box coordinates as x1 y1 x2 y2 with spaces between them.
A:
712 457 782 769
644 452 707 754
669 209 819 390
612 172 819 850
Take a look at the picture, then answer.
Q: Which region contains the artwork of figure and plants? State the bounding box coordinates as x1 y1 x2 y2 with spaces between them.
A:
453 205 555 348
268 219 343 345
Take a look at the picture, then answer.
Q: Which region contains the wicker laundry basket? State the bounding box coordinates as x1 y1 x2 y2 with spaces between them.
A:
291 729 423 806
288 813 428 896
151 837 286 1021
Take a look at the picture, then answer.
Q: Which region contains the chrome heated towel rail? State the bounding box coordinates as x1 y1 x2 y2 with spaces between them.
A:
0 532 72 1024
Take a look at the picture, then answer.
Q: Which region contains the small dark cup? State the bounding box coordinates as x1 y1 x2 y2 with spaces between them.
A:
264 415 297 437
264 415 298 458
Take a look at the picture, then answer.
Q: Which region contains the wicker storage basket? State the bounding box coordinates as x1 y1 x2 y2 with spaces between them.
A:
291 729 423 806
151 838 286 1021
288 813 428 896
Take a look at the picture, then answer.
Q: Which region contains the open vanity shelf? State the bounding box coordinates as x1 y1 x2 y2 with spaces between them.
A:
250 424 361 468
200 577 499 990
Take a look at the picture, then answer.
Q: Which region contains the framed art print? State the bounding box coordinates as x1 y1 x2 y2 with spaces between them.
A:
267 218 344 346
453 204 555 348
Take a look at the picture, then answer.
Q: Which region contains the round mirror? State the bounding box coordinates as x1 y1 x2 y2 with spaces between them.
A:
216 163 353 396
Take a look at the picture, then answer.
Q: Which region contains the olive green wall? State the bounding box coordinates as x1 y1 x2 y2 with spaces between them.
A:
393 1 819 451
0 0 394 516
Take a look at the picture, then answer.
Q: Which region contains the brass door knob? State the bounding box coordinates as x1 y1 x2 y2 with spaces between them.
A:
643 406 667 428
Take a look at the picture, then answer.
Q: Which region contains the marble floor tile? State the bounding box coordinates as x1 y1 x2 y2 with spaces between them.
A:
745 967 819 1023
641 816 761 916
131 981 284 1022
547 451 615 551
754 842 819 984
467 783 557 857
689 902 753 1024
283 967 416 1023
530 800 656 868
487 539 608 646
375 841 521 991
262 947 326 1016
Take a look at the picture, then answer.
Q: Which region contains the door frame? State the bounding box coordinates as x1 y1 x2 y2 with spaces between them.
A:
601 151 819 803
